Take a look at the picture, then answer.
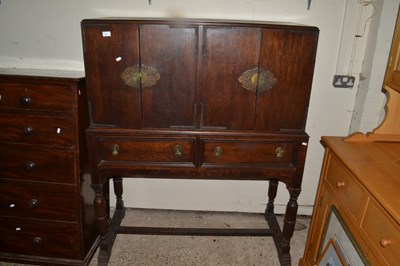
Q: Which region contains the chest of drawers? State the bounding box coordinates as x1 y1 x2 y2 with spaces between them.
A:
300 137 400 265
81 18 319 265
0 69 99 265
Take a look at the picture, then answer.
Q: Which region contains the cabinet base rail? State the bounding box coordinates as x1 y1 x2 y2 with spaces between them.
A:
96 207 291 266
118 226 273 236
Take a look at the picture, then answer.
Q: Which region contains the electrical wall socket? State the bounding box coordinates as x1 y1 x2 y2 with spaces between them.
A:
332 75 355 88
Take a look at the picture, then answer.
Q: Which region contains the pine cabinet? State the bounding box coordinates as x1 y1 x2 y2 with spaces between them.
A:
300 137 400 266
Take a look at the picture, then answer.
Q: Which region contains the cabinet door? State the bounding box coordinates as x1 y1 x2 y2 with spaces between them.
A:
139 24 197 128
385 9 400 92
199 26 261 130
255 29 318 131
82 22 142 127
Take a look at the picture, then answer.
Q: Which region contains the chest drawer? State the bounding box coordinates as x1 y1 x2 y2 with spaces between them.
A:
0 217 81 259
0 113 73 146
361 200 400 265
0 143 75 184
0 82 73 113
0 180 78 221
201 139 295 166
97 137 195 165
325 155 366 221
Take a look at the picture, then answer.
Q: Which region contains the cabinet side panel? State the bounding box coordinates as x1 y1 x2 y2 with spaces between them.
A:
82 22 142 127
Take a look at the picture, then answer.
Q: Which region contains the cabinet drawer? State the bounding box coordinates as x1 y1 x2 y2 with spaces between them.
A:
0 180 78 221
202 139 295 166
0 82 73 113
361 200 400 265
325 155 366 221
0 113 73 146
0 143 75 184
97 137 195 165
0 217 81 259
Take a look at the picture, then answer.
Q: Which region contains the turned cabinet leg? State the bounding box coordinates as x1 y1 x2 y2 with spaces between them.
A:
266 179 279 214
91 183 110 265
282 187 301 254
112 176 125 211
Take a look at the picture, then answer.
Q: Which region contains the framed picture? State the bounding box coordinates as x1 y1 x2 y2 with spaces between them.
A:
317 238 347 266
319 207 366 265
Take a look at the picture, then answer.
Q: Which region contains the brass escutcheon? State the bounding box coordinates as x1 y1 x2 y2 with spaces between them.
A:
214 146 223 158
121 64 160 88
275 146 285 159
173 144 183 158
238 67 277 93
111 144 119 156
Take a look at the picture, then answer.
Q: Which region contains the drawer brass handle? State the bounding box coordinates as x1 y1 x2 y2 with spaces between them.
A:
214 146 223 158
32 237 42 247
29 199 39 209
173 144 183 158
20 95 31 106
380 238 392 248
111 144 120 156
26 161 36 171
336 181 346 188
23 126 33 136
275 147 285 159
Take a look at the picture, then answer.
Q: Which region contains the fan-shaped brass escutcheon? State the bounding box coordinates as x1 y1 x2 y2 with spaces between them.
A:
121 64 160 88
238 67 277 93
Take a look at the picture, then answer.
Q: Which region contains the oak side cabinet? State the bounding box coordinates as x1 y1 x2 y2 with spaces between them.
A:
81 18 319 266
0 69 99 266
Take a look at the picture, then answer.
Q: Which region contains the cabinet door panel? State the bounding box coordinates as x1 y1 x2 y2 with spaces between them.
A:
82 23 142 127
384 9 400 92
140 25 197 128
200 26 260 130
256 29 318 131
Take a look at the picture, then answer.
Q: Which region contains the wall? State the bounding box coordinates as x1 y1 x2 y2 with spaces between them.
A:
0 0 398 215
350 0 399 133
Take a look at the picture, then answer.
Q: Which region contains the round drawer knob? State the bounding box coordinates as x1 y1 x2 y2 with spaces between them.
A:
26 161 36 171
19 96 31 106
29 199 39 209
23 126 33 136
214 146 223 158
275 147 285 159
173 144 183 158
380 238 392 248
336 181 346 188
32 237 42 247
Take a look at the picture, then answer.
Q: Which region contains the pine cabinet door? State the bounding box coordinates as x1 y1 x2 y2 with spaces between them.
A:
385 10 400 92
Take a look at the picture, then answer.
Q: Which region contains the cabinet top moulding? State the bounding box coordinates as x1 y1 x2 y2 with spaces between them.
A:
0 68 85 86
81 17 319 31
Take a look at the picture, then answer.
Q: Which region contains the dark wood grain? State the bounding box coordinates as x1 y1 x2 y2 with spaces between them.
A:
82 18 319 266
0 73 99 265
